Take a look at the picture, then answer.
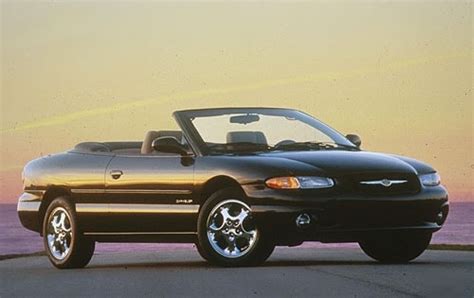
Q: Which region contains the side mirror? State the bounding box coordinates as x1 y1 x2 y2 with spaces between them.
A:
346 134 362 147
152 136 188 155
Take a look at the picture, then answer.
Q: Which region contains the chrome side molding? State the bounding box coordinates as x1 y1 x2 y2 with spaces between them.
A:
76 203 200 214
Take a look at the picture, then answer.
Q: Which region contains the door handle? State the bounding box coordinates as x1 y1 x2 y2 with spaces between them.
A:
110 170 123 180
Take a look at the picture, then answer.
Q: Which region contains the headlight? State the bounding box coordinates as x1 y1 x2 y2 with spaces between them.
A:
419 172 441 186
265 176 334 189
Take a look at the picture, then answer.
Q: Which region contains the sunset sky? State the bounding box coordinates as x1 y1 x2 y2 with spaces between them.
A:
1 1 472 203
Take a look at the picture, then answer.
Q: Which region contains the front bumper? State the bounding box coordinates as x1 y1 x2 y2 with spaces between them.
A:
245 184 449 244
17 191 43 233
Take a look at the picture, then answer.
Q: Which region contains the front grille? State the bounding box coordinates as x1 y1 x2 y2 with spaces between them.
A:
337 173 421 196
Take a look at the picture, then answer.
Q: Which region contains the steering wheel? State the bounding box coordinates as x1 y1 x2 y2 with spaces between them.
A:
274 139 296 147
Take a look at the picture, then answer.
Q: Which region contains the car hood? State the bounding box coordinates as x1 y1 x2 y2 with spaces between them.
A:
259 150 426 176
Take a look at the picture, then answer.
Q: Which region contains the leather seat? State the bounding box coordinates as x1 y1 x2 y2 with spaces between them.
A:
141 130 183 154
226 131 268 145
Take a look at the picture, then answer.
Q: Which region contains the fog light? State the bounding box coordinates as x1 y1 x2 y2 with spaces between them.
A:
436 211 443 222
436 210 447 225
296 213 312 228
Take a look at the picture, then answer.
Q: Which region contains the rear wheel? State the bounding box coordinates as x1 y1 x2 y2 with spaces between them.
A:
359 231 432 263
43 197 95 269
197 188 274 267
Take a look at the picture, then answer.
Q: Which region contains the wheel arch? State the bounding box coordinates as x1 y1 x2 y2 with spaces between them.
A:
199 175 244 204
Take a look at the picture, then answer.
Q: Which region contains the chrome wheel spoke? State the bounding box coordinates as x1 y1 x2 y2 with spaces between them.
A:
219 207 232 223
63 241 70 253
236 208 249 223
51 215 61 233
58 212 66 227
58 212 71 232
240 230 256 241
47 234 55 248
208 230 221 241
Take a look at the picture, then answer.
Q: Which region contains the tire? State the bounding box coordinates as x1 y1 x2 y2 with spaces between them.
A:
359 231 432 263
195 242 209 261
42 197 95 269
197 188 274 267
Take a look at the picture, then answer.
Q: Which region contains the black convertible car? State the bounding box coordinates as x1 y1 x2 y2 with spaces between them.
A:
18 107 448 268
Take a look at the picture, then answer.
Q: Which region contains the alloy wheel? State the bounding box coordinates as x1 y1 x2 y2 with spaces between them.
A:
206 199 258 258
46 207 73 260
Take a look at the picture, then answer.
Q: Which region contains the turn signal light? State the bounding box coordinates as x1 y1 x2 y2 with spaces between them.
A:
265 177 300 189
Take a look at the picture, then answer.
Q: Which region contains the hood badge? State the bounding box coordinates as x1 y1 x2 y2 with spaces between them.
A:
360 179 408 187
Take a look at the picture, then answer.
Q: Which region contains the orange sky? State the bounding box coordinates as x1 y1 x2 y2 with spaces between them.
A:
1 1 472 203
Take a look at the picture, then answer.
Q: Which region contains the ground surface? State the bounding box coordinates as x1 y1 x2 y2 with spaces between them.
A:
1 247 472 297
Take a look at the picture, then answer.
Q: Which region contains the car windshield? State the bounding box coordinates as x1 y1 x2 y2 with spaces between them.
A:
182 109 357 155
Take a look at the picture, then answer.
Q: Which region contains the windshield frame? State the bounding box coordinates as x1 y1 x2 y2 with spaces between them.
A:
173 107 357 156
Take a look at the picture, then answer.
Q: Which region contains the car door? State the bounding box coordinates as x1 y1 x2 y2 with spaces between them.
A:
102 154 196 233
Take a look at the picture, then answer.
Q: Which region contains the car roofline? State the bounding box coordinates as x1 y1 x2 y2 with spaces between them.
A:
173 107 299 115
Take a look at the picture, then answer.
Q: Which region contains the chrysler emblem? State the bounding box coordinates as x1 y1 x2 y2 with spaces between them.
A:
360 179 408 187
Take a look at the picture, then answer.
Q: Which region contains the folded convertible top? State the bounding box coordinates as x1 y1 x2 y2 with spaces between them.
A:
72 141 142 153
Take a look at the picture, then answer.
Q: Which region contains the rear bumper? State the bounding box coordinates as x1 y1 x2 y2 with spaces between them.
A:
247 185 449 244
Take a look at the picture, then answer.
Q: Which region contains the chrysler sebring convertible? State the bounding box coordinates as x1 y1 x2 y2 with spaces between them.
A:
18 107 449 268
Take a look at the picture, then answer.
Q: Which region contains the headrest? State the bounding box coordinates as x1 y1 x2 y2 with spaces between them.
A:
226 131 268 145
141 130 183 154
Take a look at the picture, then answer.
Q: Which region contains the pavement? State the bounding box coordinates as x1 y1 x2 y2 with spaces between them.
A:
0 247 473 297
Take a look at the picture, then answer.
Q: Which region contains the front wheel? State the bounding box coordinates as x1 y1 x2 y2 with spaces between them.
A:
197 188 274 267
43 197 95 269
359 231 432 263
